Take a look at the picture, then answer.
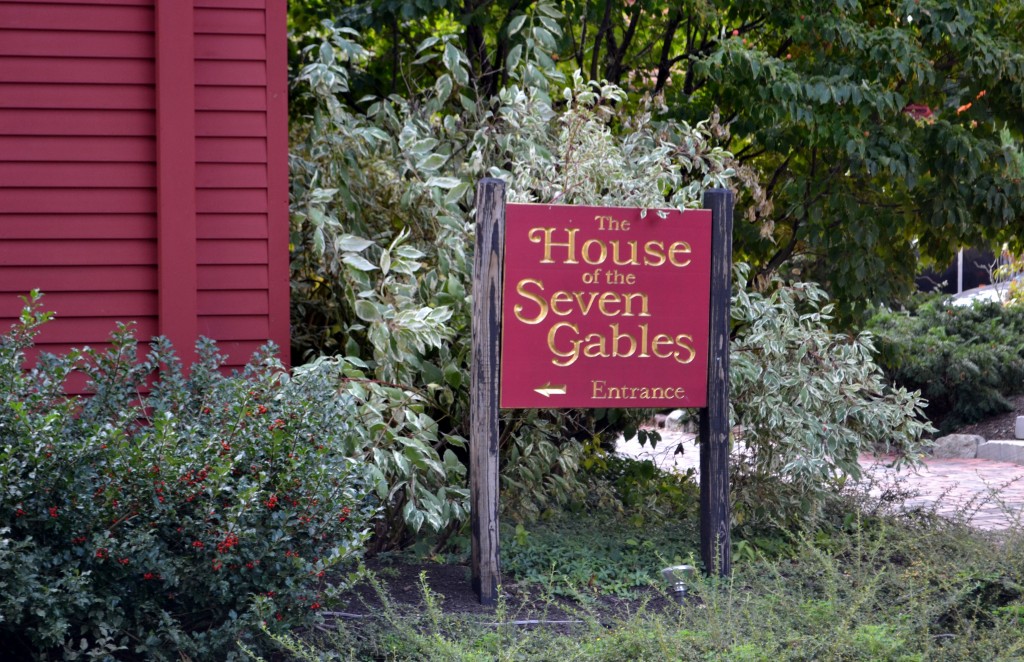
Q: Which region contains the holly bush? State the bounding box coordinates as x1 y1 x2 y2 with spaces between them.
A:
0 294 377 659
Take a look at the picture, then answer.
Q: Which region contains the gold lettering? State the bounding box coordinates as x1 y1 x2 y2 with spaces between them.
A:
622 292 650 317
525 228 691 267
513 278 548 325
582 332 608 358
547 322 581 367
549 290 574 316
589 381 687 400
597 292 621 317
651 333 675 359
572 291 599 316
610 240 639 266
668 241 692 267
643 240 666 267
528 227 579 264
581 239 608 265
674 334 696 364
610 323 637 358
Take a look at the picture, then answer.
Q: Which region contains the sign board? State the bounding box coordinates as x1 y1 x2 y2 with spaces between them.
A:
500 203 712 409
470 183 733 605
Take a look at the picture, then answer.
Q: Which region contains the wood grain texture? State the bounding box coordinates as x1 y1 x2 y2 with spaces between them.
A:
196 111 267 137
195 34 265 60
195 60 267 87
0 135 155 159
0 188 155 213
470 178 505 605
0 291 155 318
196 213 268 238
196 136 267 163
699 188 734 577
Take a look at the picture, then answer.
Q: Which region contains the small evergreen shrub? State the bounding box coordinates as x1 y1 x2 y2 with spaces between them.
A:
0 295 377 659
868 298 1024 432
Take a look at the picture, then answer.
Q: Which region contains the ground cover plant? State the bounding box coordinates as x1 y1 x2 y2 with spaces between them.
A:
0 295 377 659
251 462 1024 661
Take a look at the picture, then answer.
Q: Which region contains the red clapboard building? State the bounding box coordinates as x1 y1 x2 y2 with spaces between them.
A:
0 0 289 384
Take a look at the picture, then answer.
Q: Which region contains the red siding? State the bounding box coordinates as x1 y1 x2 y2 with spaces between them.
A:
193 0 288 369
1 0 289 381
0 0 157 365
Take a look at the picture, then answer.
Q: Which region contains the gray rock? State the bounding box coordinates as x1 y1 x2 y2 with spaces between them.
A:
665 409 692 431
931 434 984 459
976 440 1024 465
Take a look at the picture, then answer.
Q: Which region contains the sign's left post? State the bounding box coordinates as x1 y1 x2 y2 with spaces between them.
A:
470 178 506 605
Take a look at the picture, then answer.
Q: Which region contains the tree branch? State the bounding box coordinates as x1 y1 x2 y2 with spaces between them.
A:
590 0 613 81
654 9 683 93
606 1 644 85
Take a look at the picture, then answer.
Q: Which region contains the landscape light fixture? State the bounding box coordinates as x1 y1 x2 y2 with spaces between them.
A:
660 564 696 604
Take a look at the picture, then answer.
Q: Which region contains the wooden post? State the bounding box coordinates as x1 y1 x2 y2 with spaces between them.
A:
470 178 505 605
699 188 733 577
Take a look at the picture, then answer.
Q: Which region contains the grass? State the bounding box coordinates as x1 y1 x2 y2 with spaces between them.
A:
245 462 1024 661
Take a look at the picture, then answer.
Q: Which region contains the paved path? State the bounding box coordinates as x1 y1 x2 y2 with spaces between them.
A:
618 431 1024 531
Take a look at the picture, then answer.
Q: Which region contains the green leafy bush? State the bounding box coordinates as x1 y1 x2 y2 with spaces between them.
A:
730 268 934 528
867 298 1024 432
289 12 740 532
0 295 376 659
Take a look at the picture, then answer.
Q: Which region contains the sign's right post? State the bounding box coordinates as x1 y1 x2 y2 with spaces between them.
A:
699 188 733 577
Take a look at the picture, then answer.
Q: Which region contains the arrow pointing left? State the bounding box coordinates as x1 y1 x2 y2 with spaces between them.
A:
534 383 567 397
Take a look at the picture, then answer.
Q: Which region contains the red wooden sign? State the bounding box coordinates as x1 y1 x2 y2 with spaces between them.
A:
500 204 712 408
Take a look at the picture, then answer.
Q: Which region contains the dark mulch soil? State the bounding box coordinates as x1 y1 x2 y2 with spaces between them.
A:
952 394 1024 440
328 556 675 630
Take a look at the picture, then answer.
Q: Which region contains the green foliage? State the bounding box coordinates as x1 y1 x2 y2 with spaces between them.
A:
502 456 700 598
300 0 1024 318
868 299 1024 432
258 489 1024 661
289 18 739 535
730 266 934 529
288 19 939 541
0 295 376 659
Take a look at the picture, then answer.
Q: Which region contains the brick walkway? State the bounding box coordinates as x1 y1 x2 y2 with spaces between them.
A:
618 432 1024 531
861 455 1024 531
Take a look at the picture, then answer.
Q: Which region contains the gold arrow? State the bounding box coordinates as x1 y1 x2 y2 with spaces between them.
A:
534 383 567 397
